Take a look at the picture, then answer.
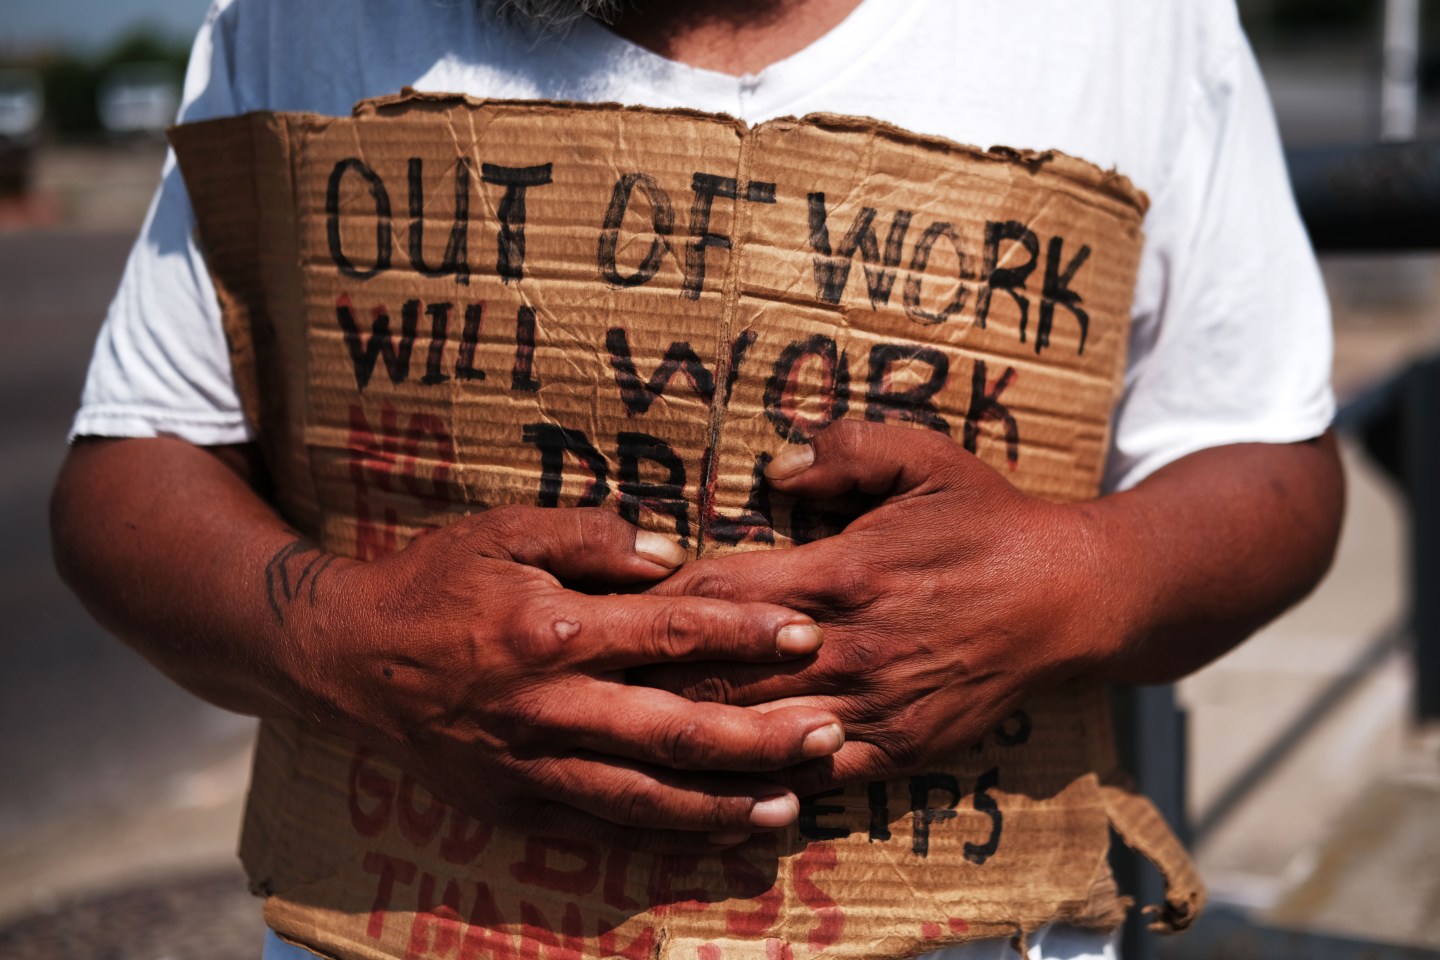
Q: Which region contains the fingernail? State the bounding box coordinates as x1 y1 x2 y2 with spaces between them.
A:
802 723 844 758
765 444 815 481
635 530 686 568
775 622 823 656
708 831 751 846
750 793 799 828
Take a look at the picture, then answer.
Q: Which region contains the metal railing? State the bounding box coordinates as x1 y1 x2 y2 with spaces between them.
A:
1115 139 1440 960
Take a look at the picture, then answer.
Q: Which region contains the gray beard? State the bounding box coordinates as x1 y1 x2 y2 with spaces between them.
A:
483 0 624 31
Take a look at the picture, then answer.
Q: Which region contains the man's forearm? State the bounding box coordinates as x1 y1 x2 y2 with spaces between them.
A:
52 437 316 719
50 436 846 845
1085 432 1345 685
633 422 1346 788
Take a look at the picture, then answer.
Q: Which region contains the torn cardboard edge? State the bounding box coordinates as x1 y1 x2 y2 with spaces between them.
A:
354 88 1150 220
167 94 1200 960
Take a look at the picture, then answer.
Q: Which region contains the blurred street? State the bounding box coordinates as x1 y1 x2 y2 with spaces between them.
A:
0 158 261 955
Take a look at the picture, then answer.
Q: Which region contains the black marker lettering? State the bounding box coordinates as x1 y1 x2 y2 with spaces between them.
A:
704 450 775 548
481 163 553 283
963 768 1003 865
512 305 540 392
605 327 716 415
598 172 674 288
963 361 1019 466
421 302 452 385
864 343 950 434
806 193 911 308
867 782 892 843
763 334 850 442
903 221 966 326
617 431 690 549
993 710 1032 747
1039 237 1092 354
977 220 1038 336
455 303 486 382
336 296 418 390
799 789 851 841
684 172 736 300
683 174 776 300
522 423 610 508
408 158 471 284
327 158 392 280
722 329 758 407
909 774 961 858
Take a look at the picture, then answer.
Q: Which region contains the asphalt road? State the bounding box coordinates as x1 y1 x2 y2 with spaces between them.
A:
0 226 259 955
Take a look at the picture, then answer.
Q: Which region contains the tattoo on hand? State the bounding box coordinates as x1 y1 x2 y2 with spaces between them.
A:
265 538 337 625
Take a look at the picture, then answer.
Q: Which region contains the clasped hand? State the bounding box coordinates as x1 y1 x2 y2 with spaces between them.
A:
323 421 1116 850
636 420 1119 798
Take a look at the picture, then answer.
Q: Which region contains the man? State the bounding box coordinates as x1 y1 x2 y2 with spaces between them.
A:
51 1 1343 958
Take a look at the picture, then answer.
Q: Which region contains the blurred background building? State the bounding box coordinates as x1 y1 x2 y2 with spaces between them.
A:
0 1 1437 958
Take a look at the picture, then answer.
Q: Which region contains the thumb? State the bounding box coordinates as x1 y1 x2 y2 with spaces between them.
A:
762 420 965 501
471 506 688 584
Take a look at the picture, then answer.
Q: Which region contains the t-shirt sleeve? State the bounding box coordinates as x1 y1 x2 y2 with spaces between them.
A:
70 0 254 444
1103 32 1335 491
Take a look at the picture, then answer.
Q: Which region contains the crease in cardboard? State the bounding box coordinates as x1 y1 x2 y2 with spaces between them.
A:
696 114 756 556
169 95 1200 960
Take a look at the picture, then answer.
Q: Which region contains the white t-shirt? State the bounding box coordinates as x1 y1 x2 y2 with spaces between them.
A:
73 0 1334 493
73 1 1333 956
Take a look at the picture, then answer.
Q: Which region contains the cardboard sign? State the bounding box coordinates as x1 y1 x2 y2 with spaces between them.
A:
170 93 1202 960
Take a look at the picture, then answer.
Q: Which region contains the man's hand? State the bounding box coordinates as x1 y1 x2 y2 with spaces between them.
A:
302 505 844 847
636 422 1096 793
636 420 1343 796
52 438 846 853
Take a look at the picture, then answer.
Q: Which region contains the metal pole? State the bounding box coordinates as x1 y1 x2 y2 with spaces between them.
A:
1285 141 1440 252
1381 0 1421 142
1112 685 1188 960
1406 357 1440 719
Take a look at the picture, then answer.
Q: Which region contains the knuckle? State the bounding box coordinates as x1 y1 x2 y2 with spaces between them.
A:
931 459 969 491
611 779 664 826
652 716 711 769
511 603 579 664
470 506 550 563
872 725 924 772
653 604 704 659
820 417 859 445
816 563 877 610
917 426 958 457
831 418 870 453
514 755 564 797
477 504 529 542
702 792 752 828
565 510 596 556
506 690 550 736
674 563 742 601
685 666 740 705
825 633 889 680
501 692 551 749
577 509 628 549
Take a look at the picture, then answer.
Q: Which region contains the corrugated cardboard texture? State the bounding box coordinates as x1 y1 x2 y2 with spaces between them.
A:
170 94 1202 960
